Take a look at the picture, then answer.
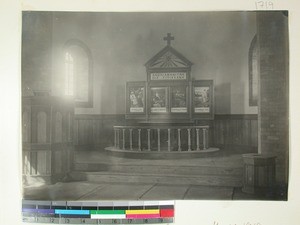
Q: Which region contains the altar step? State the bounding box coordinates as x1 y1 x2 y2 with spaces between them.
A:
69 151 244 187
69 171 243 187
73 163 243 176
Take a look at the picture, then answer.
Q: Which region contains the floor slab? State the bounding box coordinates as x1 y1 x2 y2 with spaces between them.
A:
184 185 233 200
78 183 154 200
23 182 103 200
139 184 189 200
23 181 283 201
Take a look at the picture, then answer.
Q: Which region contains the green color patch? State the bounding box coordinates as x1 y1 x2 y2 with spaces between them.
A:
90 210 126 215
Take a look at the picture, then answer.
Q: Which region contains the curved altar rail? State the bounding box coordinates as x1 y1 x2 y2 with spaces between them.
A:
113 125 209 152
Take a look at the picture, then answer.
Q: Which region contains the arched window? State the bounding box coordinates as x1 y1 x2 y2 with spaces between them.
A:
249 35 258 106
65 52 74 96
64 39 93 107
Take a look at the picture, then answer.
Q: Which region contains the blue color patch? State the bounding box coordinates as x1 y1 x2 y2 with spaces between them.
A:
54 210 90 215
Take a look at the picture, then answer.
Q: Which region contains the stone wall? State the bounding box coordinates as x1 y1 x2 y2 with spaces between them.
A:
257 11 289 184
22 12 53 96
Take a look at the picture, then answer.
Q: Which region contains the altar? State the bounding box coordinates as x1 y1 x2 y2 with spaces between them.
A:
126 33 214 121
107 33 217 156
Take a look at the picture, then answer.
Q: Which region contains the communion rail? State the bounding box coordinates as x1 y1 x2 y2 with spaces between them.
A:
113 125 209 151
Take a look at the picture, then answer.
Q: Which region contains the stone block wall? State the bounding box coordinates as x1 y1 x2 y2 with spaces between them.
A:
22 12 53 95
257 11 289 184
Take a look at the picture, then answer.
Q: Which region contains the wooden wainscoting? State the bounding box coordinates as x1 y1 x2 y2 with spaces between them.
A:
22 96 74 185
213 114 258 151
74 114 126 151
74 114 258 152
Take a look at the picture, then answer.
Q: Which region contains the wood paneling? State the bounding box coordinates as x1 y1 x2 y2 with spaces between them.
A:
22 96 74 185
214 114 258 148
37 112 47 143
74 114 125 150
55 112 63 143
74 114 258 151
22 111 30 143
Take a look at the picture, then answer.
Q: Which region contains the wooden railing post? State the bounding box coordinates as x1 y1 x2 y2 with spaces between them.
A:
122 129 125 150
187 128 191 151
167 128 171 152
147 129 151 151
177 129 181 151
138 129 141 151
196 128 200 151
157 128 161 151
117 129 120 149
114 128 117 148
203 128 207 150
129 128 133 150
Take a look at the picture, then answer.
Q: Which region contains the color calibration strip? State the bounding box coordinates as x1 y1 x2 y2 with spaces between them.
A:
22 200 174 224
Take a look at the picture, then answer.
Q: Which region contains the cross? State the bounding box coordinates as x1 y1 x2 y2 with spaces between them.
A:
163 33 174 46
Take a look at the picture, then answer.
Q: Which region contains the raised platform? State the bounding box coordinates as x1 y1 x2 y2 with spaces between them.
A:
70 150 244 187
104 146 220 159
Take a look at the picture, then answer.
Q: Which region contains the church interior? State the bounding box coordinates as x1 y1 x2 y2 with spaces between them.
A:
21 11 289 200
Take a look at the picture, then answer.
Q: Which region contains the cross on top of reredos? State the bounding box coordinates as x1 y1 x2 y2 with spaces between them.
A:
163 33 174 46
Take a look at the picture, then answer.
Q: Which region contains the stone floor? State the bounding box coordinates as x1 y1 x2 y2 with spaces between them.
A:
23 181 234 200
24 182 238 200
23 181 285 201
23 149 287 201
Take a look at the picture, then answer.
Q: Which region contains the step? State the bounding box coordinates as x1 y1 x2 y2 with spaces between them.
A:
104 147 221 159
73 163 243 176
69 171 243 187
73 151 244 167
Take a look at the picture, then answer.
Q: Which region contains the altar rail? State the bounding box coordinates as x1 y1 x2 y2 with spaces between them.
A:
113 125 209 151
73 114 258 151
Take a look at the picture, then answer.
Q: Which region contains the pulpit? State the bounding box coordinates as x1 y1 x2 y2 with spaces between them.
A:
22 92 74 185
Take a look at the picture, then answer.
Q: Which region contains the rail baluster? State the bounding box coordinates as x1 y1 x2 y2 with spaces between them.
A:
129 128 133 150
203 128 207 150
122 128 126 150
114 128 117 148
196 128 200 151
157 128 161 151
177 129 181 151
147 129 151 151
138 129 141 151
167 128 171 152
187 128 191 151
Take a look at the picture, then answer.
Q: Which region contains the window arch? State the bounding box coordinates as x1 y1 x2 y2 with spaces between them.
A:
249 34 258 106
64 39 93 107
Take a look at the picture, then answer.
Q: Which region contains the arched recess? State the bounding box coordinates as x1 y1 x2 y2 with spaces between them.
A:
249 34 258 106
37 112 47 143
64 39 93 108
22 111 30 143
55 112 63 143
67 112 72 142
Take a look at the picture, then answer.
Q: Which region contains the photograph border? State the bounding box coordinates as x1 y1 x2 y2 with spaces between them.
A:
1 1 299 224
